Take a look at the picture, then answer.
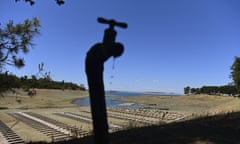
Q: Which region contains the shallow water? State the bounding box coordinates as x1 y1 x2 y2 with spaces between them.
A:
74 91 179 108
74 97 140 108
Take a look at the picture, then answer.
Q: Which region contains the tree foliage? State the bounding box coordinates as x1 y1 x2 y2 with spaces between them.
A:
231 56 240 93
184 86 190 95
0 72 20 95
190 88 200 94
0 73 86 94
15 0 65 6
184 85 238 95
0 17 40 71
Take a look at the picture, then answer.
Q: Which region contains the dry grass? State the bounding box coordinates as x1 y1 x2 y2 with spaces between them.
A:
0 89 88 109
1 90 240 144
116 94 240 115
0 89 89 143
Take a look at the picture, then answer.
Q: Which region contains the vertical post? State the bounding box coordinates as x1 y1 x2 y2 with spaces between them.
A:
86 44 109 144
85 17 127 144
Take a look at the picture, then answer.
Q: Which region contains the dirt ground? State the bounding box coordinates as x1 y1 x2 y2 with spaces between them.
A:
1 90 240 143
0 89 89 143
117 94 240 115
0 89 88 109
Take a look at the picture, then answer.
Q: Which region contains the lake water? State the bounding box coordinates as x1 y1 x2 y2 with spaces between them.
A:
74 91 179 108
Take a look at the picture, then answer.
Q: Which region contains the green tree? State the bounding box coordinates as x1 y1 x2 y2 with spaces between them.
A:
0 17 40 71
230 56 240 93
191 88 199 94
219 85 237 95
184 86 190 95
200 86 219 94
0 73 20 94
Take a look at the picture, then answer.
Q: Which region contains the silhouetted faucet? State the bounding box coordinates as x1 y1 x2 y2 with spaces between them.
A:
98 17 127 46
85 17 127 144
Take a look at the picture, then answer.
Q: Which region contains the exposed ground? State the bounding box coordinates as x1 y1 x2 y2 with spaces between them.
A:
0 89 88 109
117 94 240 115
1 89 240 144
75 111 240 144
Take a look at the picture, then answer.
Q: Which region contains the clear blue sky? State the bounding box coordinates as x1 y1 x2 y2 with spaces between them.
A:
1 0 240 94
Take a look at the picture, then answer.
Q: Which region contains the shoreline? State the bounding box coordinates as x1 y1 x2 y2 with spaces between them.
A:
115 94 240 115
1 90 240 143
